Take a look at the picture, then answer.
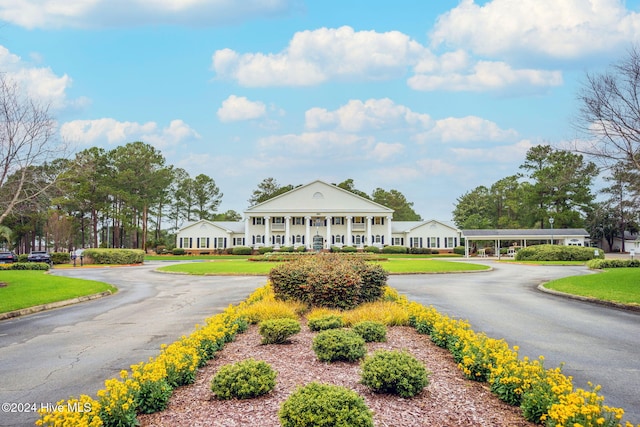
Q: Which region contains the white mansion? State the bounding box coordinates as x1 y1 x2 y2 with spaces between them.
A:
176 180 461 252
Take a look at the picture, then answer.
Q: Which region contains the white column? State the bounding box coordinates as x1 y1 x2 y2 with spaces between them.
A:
244 217 250 247
366 216 372 246
325 216 332 249
264 216 270 247
305 216 311 249
387 215 392 246
347 216 352 246
285 216 291 246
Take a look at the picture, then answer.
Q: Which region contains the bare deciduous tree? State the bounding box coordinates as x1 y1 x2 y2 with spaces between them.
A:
0 75 60 225
575 46 640 172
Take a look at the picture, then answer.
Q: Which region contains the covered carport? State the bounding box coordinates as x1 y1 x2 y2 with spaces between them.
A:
461 228 590 258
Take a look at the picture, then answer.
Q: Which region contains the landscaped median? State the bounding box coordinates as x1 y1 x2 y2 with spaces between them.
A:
36 282 638 427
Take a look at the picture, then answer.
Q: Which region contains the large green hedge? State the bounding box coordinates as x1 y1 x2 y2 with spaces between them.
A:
268 253 388 310
83 249 145 264
514 244 604 262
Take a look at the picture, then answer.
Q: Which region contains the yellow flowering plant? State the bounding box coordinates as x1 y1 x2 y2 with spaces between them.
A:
36 395 102 427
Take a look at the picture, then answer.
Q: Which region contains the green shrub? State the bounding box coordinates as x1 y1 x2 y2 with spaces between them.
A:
258 318 301 344
587 258 640 269
51 252 71 264
360 350 430 397
515 244 603 262
2 262 50 271
232 246 253 255
269 254 388 310
279 246 295 252
381 245 407 254
312 329 366 362
258 246 274 254
279 382 373 427
363 246 379 253
83 248 145 264
409 247 432 254
352 321 387 342
17 253 28 262
210 359 277 400
308 315 344 331
171 248 186 255
340 245 357 253
137 377 173 414
453 246 466 255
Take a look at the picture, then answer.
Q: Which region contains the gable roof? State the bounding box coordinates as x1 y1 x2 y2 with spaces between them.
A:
462 228 589 238
179 219 244 234
392 219 460 234
244 180 394 215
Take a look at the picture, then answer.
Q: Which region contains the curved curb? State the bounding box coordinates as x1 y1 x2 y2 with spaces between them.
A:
537 284 640 313
0 291 114 321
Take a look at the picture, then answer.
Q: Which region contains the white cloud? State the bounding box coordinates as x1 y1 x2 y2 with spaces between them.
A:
417 116 519 143
367 142 405 161
60 118 200 149
451 139 534 163
408 60 563 92
416 158 461 175
431 0 640 59
0 45 76 110
217 95 267 122
0 0 296 29
212 26 425 87
305 98 431 132
257 131 369 157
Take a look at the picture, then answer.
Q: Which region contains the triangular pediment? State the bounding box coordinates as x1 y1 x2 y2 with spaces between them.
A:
245 180 393 215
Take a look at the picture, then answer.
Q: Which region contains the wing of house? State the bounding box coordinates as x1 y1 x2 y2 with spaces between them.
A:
175 179 462 252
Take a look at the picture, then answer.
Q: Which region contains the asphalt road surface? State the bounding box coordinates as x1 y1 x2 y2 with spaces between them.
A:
1 260 638 426
388 260 640 424
0 262 265 427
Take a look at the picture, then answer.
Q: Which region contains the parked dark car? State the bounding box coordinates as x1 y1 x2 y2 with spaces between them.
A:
27 250 52 264
0 251 18 263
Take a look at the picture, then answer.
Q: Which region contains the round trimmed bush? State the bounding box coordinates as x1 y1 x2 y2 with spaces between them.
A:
210 358 277 400
258 318 301 344
312 329 366 362
308 315 344 331
352 321 387 342
279 382 373 427
360 350 430 397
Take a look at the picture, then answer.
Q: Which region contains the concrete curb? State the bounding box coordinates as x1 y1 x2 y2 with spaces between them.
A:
0 291 114 321
537 284 640 313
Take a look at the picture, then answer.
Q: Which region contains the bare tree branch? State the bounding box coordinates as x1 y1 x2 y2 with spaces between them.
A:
0 74 61 224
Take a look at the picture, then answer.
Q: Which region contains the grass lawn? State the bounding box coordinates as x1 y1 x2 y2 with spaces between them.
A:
156 258 489 275
0 271 117 313
544 268 640 305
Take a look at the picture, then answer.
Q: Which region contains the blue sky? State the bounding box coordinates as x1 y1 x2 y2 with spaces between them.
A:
2 0 640 222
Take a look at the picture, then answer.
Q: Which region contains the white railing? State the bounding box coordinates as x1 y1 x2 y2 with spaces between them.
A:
271 223 285 231
352 223 366 231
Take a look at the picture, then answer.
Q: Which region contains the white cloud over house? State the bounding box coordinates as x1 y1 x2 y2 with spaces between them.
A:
212 26 426 87
305 98 431 132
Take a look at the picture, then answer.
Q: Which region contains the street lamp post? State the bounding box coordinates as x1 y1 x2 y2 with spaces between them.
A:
549 217 554 245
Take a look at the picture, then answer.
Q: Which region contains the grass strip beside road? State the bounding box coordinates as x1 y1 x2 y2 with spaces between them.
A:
0 271 117 314
544 268 640 305
157 258 490 275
